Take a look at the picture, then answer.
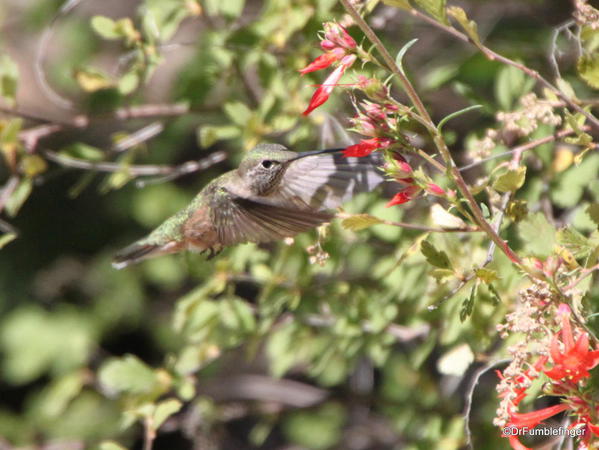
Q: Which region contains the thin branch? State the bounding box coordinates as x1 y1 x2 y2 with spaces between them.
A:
459 127 579 172
409 8 599 132
463 359 512 449
43 149 227 179
335 212 481 233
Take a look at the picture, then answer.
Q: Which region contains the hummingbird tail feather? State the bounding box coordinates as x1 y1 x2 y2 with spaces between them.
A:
112 240 180 269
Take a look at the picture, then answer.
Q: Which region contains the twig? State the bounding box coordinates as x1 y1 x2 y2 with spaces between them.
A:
409 8 599 132
143 416 155 450
459 127 580 172
112 122 164 153
43 149 227 178
564 263 599 291
463 358 512 449
335 212 481 233
341 0 522 265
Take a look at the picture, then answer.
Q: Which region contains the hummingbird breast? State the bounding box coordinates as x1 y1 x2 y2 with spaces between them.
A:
182 206 220 253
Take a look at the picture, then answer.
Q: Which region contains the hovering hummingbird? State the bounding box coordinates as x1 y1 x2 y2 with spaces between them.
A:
112 143 384 269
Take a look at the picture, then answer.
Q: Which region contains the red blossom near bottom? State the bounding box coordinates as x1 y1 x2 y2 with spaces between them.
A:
342 137 392 157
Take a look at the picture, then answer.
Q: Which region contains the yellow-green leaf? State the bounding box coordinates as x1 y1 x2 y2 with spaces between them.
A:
447 7 480 47
341 214 384 231
474 268 498 284
577 53 599 89
74 68 113 92
382 0 412 9
493 166 526 192
414 0 446 23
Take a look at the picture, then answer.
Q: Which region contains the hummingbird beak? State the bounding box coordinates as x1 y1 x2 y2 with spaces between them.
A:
290 148 345 162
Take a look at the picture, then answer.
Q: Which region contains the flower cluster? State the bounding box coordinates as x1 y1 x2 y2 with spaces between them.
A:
496 93 562 137
575 0 599 29
495 290 599 449
300 22 358 116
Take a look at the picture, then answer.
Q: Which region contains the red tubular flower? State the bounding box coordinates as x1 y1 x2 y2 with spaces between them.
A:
302 64 345 116
343 137 392 157
508 403 570 429
544 305 599 383
302 55 356 116
299 48 345 75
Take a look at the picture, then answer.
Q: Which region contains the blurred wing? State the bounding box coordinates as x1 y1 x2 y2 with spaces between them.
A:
277 151 384 210
211 188 333 247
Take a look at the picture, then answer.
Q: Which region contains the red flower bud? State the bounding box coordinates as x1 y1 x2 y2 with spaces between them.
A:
426 183 445 196
323 22 356 50
320 39 336 51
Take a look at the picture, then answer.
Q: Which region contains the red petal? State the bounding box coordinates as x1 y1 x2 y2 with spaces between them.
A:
509 403 569 428
299 49 344 75
302 65 345 116
386 191 412 207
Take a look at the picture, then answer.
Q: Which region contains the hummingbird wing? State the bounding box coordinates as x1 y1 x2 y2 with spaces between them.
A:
210 187 333 246
275 152 384 210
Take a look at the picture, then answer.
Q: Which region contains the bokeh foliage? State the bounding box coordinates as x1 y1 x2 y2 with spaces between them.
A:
0 0 598 449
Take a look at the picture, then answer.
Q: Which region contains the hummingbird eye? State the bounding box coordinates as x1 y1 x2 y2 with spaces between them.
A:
261 160 274 169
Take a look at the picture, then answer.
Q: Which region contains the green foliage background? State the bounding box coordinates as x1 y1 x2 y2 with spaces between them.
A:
0 0 598 449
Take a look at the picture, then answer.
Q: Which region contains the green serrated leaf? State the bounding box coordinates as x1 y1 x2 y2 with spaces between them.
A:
341 214 384 231
414 0 447 24
493 166 526 192
459 284 477 322
488 283 502 305
577 53 599 89
557 227 593 259
421 240 452 269
587 203 599 229
474 268 498 284
518 212 557 258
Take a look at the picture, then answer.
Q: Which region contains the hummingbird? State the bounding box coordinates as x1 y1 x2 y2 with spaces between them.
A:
112 143 384 269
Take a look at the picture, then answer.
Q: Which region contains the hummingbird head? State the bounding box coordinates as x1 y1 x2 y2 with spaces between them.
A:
238 144 298 195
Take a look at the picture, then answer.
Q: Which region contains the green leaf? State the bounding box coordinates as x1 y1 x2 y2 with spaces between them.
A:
552 154 599 208
414 0 447 24
518 212 556 258
587 203 599 229
556 78 578 100
98 355 159 395
395 39 418 75
0 232 17 249
224 101 253 127
5 178 32 217
220 0 246 18
492 166 526 192
341 214 384 231
474 268 498 284
556 227 594 259
198 125 241 148
382 0 412 9
97 442 128 450
447 6 480 47
0 54 19 106
577 53 599 89
61 142 105 161
495 65 533 111
153 398 182 429
437 104 482 132
118 71 140 95
459 284 477 322
74 68 114 92
91 16 120 39
421 240 452 269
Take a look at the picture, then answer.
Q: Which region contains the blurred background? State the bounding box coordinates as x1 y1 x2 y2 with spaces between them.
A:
0 0 595 449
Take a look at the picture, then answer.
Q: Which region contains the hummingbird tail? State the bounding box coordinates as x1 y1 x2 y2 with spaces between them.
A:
112 240 180 269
